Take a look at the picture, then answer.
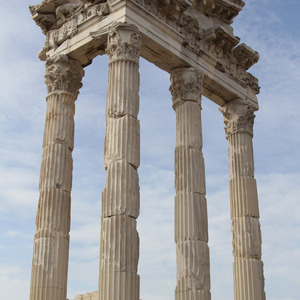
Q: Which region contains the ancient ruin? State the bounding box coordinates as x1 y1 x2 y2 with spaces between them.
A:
29 1 265 300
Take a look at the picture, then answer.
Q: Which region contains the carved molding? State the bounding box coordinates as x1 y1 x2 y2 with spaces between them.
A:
219 99 255 138
45 55 84 97
194 0 245 24
106 23 141 64
31 0 260 94
233 43 259 70
170 67 204 110
131 0 260 94
30 1 109 60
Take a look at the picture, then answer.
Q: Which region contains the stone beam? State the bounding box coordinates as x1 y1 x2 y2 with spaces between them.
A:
34 0 259 108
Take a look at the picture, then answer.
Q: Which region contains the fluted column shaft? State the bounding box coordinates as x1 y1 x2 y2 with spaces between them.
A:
170 68 211 300
220 100 266 300
98 23 141 300
29 55 84 300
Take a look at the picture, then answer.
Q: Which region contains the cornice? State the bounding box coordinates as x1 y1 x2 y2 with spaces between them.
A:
30 0 259 105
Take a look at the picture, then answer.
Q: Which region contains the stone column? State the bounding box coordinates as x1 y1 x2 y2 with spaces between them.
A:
29 55 84 300
219 99 266 300
170 67 211 300
98 23 141 300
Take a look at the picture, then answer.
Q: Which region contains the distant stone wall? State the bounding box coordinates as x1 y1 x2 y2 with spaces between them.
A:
71 291 98 300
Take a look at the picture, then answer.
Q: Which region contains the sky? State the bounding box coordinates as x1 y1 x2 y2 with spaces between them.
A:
0 0 299 300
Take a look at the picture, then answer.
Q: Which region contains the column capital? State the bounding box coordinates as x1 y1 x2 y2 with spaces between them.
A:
169 67 204 110
45 55 84 98
106 23 141 64
219 99 255 138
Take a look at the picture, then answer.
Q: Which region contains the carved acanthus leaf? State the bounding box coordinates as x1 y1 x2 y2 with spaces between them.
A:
170 67 204 110
45 55 84 96
219 99 255 138
106 23 141 63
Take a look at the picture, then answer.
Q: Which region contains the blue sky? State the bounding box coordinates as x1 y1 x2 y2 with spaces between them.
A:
0 1 299 299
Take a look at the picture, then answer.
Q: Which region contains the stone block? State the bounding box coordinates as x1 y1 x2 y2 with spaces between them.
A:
43 113 74 150
230 177 259 218
30 286 67 300
232 216 262 259
99 271 140 300
100 215 139 273
102 161 139 218
39 144 73 192
46 94 75 118
74 291 98 300
175 147 206 194
106 60 140 118
176 101 202 150
43 94 75 150
175 192 208 243
176 240 210 292
36 189 71 234
31 233 69 298
228 132 255 178
104 114 140 169
233 259 265 300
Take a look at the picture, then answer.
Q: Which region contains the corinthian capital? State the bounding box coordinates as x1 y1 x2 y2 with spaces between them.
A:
45 55 84 97
106 23 141 64
169 67 204 110
219 99 255 138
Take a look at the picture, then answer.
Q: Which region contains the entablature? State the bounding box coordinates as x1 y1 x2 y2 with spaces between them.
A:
30 0 259 109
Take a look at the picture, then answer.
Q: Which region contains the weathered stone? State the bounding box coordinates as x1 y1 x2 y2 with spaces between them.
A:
43 93 75 150
176 101 203 150
30 55 84 300
230 177 259 218
171 67 211 300
35 189 71 234
221 100 265 300
170 67 203 110
175 192 208 243
233 259 265 300
99 271 140 300
74 291 98 300
100 215 139 273
104 115 140 169
102 161 140 218
39 143 73 192
105 59 140 118
98 24 141 300
176 241 211 294
175 147 206 194
232 217 262 259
